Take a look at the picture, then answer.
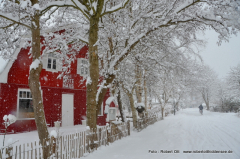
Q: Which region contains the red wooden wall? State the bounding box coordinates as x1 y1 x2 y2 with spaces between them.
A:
0 43 108 133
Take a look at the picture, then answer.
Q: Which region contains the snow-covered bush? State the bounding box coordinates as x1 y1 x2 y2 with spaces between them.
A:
1 114 17 155
3 114 17 129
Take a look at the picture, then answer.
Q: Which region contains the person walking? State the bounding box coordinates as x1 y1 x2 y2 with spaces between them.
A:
199 104 203 115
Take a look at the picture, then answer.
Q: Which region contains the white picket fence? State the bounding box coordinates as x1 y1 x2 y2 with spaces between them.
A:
0 121 130 159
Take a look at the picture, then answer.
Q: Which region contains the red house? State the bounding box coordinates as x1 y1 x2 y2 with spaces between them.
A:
0 37 117 133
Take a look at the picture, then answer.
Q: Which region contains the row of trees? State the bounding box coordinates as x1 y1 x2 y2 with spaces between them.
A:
214 64 240 112
180 62 240 113
1 0 240 158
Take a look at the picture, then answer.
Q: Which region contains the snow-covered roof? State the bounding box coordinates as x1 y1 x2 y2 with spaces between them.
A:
0 40 25 83
0 26 86 84
106 97 115 105
0 57 9 74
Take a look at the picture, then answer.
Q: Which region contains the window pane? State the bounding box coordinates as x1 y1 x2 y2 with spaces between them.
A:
81 68 84 74
19 99 34 118
20 91 22 98
47 58 52 69
98 104 102 115
49 53 53 57
27 92 30 98
109 109 116 120
53 59 56 69
49 53 56 58
98 108 101 115
22 91 26 98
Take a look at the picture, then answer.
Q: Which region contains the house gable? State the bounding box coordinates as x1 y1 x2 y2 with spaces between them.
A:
0 41 26 83
5 41 89 90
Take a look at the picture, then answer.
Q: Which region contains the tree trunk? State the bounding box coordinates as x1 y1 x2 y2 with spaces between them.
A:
95 74 115 122
135 65 142 103
86 16 100 129
206 101 210 110
144 77 148 109
202 91 210 110
117 86 125 122
29 9 49 159
161 107 164 119
126 92 137 128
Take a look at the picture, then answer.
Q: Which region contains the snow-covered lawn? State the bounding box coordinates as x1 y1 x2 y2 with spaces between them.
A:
84 108 240 159
0 124 88 146
0 108 239 159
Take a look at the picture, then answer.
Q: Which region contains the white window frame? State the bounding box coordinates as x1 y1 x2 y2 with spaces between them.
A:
77 58 88 76
17 89 34 120
47 53 57 71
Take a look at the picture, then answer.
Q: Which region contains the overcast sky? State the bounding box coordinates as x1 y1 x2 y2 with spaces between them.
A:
199 30 240 80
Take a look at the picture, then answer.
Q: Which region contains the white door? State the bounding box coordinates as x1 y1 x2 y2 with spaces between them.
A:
62 94 74 127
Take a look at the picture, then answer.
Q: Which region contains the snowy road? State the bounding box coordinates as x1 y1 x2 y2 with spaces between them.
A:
85 108 240 159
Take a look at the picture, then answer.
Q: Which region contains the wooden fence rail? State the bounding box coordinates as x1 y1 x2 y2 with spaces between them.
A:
0 121 130 159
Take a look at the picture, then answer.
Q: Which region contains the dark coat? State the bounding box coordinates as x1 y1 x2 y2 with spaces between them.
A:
199 105 203 110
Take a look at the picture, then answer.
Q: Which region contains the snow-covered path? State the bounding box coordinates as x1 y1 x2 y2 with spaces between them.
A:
85 108 240 159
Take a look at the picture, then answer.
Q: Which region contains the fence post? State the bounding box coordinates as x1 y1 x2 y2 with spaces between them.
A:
31 142 33 159
35 141 37 159
6 146 13 159
23 143 25 159
27 143 29 159
98 128 101 147
0 148 2 159
51 136 56 155
15 145 18 159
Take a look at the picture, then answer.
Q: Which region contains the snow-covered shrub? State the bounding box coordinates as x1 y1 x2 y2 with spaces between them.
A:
3 114 17 129
50 130 57 138
1 114 17 156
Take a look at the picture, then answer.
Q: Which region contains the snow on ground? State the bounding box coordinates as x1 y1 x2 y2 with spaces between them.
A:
84 108 240 159
0 124 88 146
0 108 239 159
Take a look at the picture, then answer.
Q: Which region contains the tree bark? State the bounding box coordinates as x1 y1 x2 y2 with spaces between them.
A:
144 77 148 109
127 92 137 128
86 16 100 129
29 6 49 159
135 65 142 103
120 82 137 127
161 107 164 119
95 74 115 121
116 83 125 122
202 90 210 110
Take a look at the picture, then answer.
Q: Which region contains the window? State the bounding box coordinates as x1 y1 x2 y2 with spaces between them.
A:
77 58 88 76
18 89 34 119
109 108 116 121
98 103 103 116
42 53 62 72
47 53 57 70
